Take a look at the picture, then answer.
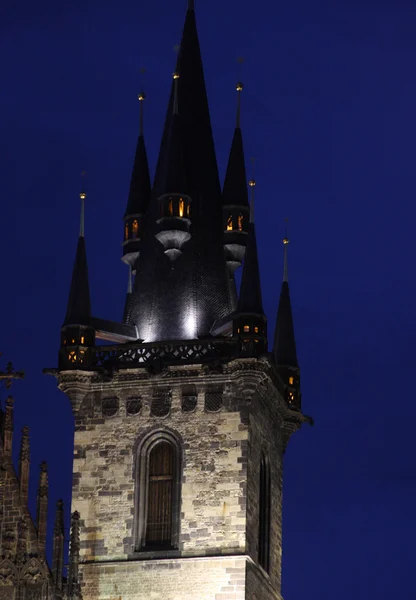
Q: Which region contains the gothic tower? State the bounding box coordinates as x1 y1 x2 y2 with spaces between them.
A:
53 3 311 599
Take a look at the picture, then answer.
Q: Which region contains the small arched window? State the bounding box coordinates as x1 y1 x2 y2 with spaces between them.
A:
135 431 181 551
226 215 233 231
168 199 173 216
237 213 243 231
259 452 271 572
187 203 191 217
132 220 139 238
125 223 129 241
179 197 185 218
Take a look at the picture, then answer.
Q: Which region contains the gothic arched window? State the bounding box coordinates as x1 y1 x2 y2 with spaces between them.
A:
125 223 129 241
226 215 233 231
135 431 181 551
237 213 243 231
258 452 271 572
179 197 185 218
132 220 139 238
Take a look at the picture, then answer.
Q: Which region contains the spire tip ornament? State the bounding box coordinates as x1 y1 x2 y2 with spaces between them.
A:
283 218 289 282
79 171 86 238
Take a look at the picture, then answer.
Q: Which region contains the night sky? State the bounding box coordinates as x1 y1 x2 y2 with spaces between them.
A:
1 0 415 598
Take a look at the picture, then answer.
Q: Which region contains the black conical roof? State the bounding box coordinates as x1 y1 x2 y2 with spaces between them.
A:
63 236 91 327
124 133 151 217
237 222 264 315
154 113 188 197
223 127 249 207
273 281 298 367
153 7 220 203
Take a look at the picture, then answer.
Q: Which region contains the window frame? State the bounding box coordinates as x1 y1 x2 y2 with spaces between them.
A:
134 430 182 551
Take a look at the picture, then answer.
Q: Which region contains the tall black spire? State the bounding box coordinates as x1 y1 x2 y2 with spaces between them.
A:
273 235 298 368
222 82 249 209
125 3 232 341
63 191 91 328
273 232 301 409
60 186 95 368
233 181 267 355
124 92 151 218
122 91 151 270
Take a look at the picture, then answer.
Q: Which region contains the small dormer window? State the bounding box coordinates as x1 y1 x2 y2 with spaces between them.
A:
179 197 185 217
227 215 233 231
168 199 173 216
238 214 243 231
289 376 294 385
125 223 129 240
132 220 139 238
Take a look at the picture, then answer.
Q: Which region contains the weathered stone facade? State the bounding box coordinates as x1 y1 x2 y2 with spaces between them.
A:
58 356 305 600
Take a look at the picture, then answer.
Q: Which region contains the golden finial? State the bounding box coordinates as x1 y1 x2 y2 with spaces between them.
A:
236 81 243 128
137 68 146 135
173 72 180 115
79 170 86 237
248 158 256 223
283 218 289 282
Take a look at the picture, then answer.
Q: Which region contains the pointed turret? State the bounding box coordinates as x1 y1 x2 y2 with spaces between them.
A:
154 72 192 261
68 511 82 600
52 499 65 591
3 396 14 458
60 186 95 369
222 83 251 308
36 460 48 555
233 181 267 355
19 425 30 503
122 91 151 271
124 1 232 340
273 232 301 409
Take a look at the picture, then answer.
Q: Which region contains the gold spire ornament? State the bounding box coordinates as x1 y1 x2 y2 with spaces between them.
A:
173 72 180 115
79 170 87 238
248 157 256 222
283 218 289 283
236 81 243 128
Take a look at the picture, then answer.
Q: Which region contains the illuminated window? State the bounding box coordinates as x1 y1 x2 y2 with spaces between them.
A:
71 339 75 344
125 223 129 240
187 203 191 217
254 326 259 334
289 391 295 404
226 215 233 231
132 220 139 238
168 199 173 216
179 197 185 217
289 376 294 385
237 214 243 231
237 327 240 333
80 336 85 345
259 452 271 572
244 325 250 333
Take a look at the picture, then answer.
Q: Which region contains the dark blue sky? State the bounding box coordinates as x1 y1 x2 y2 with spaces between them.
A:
1 0 415 598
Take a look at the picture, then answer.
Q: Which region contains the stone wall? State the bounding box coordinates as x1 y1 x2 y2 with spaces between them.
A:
60 358 296 600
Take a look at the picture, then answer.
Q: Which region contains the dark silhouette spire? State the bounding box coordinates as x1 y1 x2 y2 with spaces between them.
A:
152 4 220 204
273 234 298 368
223 82 249 208
52 499 65 591
154 73 188 198
63 190 91 327
237 184 263 316
124 92 151 217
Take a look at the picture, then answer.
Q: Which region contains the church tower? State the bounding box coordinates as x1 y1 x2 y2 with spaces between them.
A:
53 3 311 599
